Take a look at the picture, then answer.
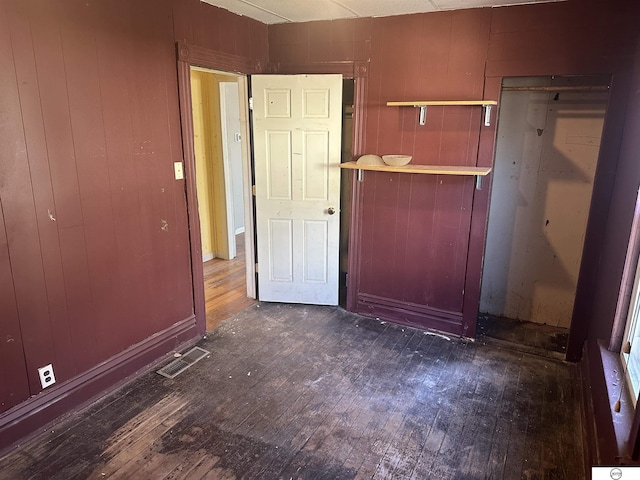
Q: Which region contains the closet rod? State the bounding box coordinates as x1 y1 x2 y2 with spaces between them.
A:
502 85 609 92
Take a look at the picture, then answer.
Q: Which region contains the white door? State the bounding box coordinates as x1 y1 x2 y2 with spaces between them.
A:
252 74 342 305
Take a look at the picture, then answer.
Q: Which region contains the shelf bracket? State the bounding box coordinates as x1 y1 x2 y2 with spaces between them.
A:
475 175 483 190
483 105 492 127
418 105 427 125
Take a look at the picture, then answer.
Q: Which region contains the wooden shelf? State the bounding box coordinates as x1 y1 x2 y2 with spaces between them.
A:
386 100 498 126
339 161 491 176
386 100 497 107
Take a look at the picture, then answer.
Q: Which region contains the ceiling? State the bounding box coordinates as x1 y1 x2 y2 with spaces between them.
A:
201 0 564 24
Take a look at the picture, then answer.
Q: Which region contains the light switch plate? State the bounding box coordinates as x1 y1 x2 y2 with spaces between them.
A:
174 162 184 180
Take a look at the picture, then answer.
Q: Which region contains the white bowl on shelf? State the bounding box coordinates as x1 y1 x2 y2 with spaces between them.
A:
382 155 412 166
356 154 384 166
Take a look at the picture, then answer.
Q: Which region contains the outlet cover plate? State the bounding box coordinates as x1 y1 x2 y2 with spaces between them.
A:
38 364 56 389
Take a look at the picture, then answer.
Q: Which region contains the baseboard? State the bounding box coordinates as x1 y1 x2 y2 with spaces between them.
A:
202 252 214 262
356 293 464 336
0 315 200 457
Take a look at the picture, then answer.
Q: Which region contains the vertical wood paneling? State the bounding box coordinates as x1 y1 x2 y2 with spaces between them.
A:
0 198 30 412
198 3 221 51
236 15 253 59
128 0 190 337
174 0 269 63
1 0 213 397
6 2 77 383
0 1 58 394
57 0 119 362
365 173 401 298
356 173 379 297
389 173 412 302
92 0 152 351
28 0 99 373
402 175 438 304
317 11 489 330
430 176 473 312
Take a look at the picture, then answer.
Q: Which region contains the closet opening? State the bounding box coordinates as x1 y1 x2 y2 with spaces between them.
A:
478 75 610 358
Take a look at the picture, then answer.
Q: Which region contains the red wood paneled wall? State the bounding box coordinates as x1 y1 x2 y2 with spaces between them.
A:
0 0 267 437
272 10 492 336
269 0 640 338
0 0 193 411
174 0 268 62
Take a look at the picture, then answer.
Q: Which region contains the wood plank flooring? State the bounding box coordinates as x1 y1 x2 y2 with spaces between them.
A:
0 303 585 479
477 314 569 361
203 234 257 332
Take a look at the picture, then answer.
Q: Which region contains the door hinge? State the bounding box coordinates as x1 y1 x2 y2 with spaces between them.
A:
249 97 253 110
252 185 257 196
255 262 259 273
623 341 632 354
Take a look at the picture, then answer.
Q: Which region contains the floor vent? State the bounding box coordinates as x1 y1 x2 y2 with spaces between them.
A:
157 346 210 379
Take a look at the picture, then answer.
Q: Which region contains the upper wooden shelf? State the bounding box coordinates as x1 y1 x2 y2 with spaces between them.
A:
386 100 498 107
339 161 491 176
386 100 498 126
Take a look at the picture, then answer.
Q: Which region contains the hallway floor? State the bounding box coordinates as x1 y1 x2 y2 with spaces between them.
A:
203 233 256 332
0 304 585 479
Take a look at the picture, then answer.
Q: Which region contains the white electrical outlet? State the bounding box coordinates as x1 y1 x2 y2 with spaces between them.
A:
38 364 56 389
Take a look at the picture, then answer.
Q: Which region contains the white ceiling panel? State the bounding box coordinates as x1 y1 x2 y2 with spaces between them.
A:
335 0 437 18
201 0 290 23
202 0 566 24
430 0 563 10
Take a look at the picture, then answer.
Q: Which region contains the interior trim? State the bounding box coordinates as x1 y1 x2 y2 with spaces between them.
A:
276 61 369 78
356 293 464 335
177 40 265 75
176 41 267 333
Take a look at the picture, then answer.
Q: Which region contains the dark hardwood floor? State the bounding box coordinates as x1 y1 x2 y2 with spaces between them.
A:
203 233 257 332
476 314 569 361
0 303 584 479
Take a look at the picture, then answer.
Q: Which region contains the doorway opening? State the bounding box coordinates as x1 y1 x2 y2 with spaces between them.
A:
478 75 610 357
189 67 256 331
188 70 356 331
340 78 355 307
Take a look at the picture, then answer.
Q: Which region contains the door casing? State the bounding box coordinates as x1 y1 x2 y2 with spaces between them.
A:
177 40 368 333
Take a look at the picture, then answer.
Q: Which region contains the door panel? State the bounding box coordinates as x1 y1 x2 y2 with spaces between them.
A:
268 218 293 282
266 131 292 199
303 220 328 283
253 74 342 305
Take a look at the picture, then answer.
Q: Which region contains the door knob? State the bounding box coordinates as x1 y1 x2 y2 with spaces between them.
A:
327 207 336 215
